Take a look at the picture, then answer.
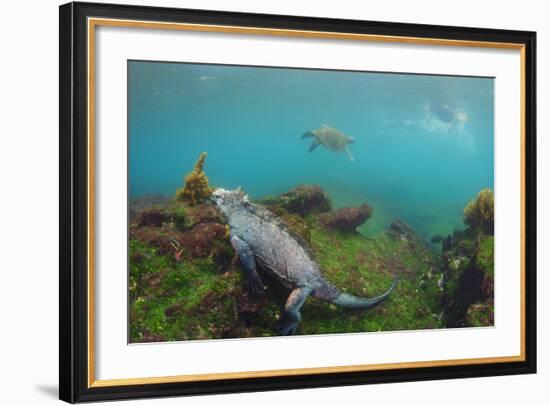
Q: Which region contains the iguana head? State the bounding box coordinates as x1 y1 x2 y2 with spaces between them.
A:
211 187 248 217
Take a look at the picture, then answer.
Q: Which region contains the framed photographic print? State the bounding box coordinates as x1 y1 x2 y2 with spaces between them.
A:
59 1 537 403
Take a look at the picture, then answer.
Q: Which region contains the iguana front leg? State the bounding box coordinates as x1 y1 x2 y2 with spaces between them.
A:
230 236 266 297
280 286 313 335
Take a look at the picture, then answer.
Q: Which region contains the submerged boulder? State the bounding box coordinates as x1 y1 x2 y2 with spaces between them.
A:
317 204 372 233
129 195 171 220
137 207 168 228
182 204 224 228
256 185 331 216
131 198 232 266
438 189 495 327
178 223 231 261
130 226 182 257
440 234 494 328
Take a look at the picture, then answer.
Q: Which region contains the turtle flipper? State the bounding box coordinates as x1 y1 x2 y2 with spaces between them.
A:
301 131 315 139
447 117 458 133
345 147 354 162
308 140 321 153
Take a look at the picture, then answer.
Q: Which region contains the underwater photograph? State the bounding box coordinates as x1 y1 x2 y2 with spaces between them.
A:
128 60 495 343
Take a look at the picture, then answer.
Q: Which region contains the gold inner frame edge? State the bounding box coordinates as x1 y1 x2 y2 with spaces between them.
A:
87 17 527 388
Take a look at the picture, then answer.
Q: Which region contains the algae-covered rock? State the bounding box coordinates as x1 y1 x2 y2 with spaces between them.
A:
129 195 171 220
137 207 168 228
256 185 331 216
439 192 495 327
130 226 183 257
176 152 213 206
441 255 485 327
163 203 224 232
317 203 372 233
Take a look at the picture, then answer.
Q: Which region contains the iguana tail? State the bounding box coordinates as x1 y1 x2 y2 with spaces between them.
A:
329 278 397 310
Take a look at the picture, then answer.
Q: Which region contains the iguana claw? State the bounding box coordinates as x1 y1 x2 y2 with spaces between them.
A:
247 278 266 298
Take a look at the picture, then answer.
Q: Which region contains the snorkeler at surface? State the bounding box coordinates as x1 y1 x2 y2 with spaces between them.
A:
427 100 467 132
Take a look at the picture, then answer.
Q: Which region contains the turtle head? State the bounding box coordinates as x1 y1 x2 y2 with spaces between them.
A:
346 136 355 144
211 187 249 216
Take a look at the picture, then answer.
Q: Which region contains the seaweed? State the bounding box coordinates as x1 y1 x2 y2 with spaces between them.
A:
176 152 213 206
463 188 494 235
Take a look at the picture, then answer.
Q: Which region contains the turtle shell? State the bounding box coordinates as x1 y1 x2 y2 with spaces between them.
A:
312 126 348 152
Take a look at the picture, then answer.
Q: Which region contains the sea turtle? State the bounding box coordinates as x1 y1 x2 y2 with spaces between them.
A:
301 125 355 162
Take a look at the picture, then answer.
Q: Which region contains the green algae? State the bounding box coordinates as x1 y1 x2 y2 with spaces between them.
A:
476 236 494 277
129 213 444 342
298 221 443 335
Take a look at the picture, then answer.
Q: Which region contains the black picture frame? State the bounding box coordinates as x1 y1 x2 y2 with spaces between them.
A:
60 1 537 403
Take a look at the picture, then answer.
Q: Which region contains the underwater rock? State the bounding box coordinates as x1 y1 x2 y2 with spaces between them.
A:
185 204 225 227
131 200 232 266
176 223 229 258
388 219 416 241
442 235 453 252
163 204 188 232
130 226 183 257
163 203 224 232
176 152 213 206
438 189 495 327
256 185 331 216
442 263 485 327
431 234 453 252
129 194 171 220
440 234 494 328
463 188 494 235
137 207 167 228
317 204 373 233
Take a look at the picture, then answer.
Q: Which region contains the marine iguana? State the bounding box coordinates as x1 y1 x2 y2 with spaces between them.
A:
211 187 397 335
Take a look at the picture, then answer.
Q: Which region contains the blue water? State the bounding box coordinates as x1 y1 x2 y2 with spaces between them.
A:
128 61 494 239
